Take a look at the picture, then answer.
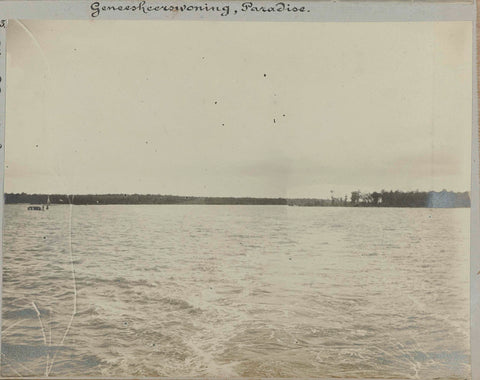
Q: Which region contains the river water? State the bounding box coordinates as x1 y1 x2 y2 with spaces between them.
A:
1 205 470 378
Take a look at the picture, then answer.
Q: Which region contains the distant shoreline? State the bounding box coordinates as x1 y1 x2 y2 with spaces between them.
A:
4 190 471 208
6 203 471 209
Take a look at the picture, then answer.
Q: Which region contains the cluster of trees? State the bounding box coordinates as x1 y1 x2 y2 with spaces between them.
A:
4 190 470 208
349 190 430 207
347 190 470 208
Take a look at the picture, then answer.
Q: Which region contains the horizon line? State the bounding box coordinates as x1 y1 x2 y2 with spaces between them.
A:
4 189 471 198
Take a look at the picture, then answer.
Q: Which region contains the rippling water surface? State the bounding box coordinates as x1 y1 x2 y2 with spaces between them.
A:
1 205 470 378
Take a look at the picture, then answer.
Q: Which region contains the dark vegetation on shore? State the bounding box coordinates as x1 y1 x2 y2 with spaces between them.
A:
5 190 471 208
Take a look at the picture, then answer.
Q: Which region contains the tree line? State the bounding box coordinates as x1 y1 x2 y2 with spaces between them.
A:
4 190 470 208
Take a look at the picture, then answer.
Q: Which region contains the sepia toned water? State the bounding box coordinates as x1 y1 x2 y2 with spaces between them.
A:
1 204 470 378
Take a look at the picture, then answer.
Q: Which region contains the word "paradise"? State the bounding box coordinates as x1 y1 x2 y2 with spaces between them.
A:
240 2 309 13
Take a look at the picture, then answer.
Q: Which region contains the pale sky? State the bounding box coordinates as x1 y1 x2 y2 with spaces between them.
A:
5 20 472 198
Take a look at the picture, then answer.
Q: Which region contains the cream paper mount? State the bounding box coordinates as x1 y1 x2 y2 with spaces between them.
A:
0 2 477 380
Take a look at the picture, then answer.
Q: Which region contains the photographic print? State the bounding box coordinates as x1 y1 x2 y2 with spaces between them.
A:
1 19 473 378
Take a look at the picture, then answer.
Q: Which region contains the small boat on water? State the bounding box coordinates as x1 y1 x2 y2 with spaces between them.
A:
28 206 44 211
28 196 50 211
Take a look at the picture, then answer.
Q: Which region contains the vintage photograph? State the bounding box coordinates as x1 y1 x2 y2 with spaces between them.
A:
1 20 472 378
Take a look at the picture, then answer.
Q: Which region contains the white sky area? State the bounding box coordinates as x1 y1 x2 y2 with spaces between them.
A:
5 20 472 198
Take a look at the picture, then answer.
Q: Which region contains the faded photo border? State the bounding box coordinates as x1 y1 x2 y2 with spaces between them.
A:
0 1 477 379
